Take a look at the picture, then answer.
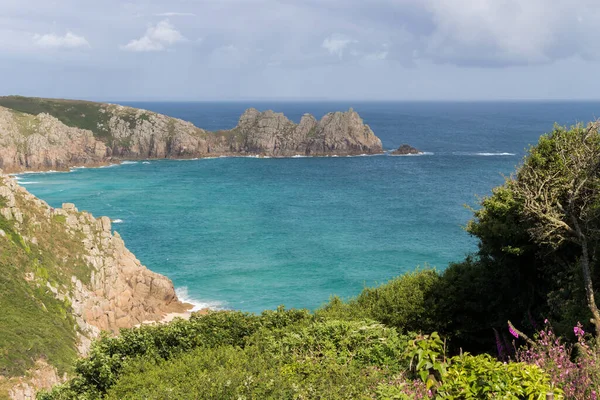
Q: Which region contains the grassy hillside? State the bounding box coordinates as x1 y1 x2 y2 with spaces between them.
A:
0 96 115 140
0 186 87 379
0 96 159 144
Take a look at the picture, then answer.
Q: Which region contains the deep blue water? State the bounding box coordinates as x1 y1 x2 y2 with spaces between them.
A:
16 101 600 312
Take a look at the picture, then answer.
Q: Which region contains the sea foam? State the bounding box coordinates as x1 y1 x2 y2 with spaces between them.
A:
175 287 224 311
452 152 515 156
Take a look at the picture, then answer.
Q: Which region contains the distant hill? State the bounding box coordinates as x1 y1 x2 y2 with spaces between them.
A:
0 96 383 172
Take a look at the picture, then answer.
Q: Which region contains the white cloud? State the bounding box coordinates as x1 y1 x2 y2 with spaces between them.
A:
364 51 388 61
322 34 357 58
155 12 196 17
33 32 90 49
121 19 185 52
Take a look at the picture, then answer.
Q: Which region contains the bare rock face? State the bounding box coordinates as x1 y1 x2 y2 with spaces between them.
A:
106 105 209 159
0 108 107 172
220 107 383 156
7 360 64 400
0 174 188 334
0 99 384 172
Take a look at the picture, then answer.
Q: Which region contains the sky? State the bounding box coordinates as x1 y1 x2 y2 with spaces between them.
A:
1 0 600 101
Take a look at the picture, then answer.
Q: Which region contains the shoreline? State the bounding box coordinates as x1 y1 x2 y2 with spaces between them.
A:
3 152 387 175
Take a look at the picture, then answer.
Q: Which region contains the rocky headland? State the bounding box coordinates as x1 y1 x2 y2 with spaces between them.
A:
0 172 190 399
0 96 383 172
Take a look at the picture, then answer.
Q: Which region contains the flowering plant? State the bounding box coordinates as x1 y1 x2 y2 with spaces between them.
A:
516 320 600 400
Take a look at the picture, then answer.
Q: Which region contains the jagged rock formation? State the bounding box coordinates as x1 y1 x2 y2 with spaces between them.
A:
391 144 422 155
0 96 383 172
0 172 189 398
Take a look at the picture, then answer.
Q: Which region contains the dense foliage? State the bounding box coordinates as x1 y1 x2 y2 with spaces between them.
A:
40 309 561 400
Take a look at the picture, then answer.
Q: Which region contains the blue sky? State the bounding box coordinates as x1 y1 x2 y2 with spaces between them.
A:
1 0 599 101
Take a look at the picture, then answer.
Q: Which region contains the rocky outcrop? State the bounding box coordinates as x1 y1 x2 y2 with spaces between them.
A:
221 108 383 156
0 172 190 398
391 144 422 155
0 97 384 172
6 360 64 400
0 108 107 172
1 175 187 334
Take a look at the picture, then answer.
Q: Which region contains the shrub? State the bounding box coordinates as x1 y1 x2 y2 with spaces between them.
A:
105 345 387 400
517 321 600 399
318 269 441 334
379 333 561 399
38 308 312 399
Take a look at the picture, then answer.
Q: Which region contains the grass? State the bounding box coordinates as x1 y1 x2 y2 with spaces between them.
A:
0 181 95 382
0 216 78 377
0 96 112 140
9 110 40 137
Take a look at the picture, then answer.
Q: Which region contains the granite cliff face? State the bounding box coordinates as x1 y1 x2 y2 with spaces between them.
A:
0 107 107 172
0 97 383 172
224 108 382 156
0 173 188 398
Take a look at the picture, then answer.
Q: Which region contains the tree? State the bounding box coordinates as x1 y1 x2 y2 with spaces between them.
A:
510 121 600 334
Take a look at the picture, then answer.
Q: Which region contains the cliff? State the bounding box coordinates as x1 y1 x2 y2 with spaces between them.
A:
0 96 383 172
0 172 189 399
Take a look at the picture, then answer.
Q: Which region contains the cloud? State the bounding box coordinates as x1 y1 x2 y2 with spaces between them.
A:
364 51 389 61
322 34 357 58
33 32 90 49
154 12 196 17
121 19 185 52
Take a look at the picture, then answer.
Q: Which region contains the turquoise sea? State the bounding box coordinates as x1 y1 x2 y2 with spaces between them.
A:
16 101 600 312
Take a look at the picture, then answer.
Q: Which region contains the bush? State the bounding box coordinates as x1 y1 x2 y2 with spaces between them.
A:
378 333 561 399
318 269 441 334
39 308 312 399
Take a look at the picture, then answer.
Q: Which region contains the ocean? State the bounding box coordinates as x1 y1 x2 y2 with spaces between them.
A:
16 101 600 312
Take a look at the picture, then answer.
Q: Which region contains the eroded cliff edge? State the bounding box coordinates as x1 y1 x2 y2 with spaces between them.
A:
0 172 189 398
0 96 383 172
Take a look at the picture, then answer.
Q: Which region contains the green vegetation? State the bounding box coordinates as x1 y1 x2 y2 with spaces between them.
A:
0 96 113 140
39 309 560 400
0 184 92 381
318 269 441 333
9 109 41 136
0 212 78 377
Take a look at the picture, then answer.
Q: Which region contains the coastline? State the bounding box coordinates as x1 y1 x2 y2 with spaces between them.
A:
4 152 389 175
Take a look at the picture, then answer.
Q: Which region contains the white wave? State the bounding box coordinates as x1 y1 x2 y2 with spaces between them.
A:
99 164 118 168
142 161 151 164
71 166 87 169
292 155 307 158
175 287 224 311
16 170 64 174
19 181 39 184
388 151 434 157
111 219 124 224
120 161 138 165
453 152 515 156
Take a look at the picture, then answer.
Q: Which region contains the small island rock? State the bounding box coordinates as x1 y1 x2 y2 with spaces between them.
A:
391 144 422 155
